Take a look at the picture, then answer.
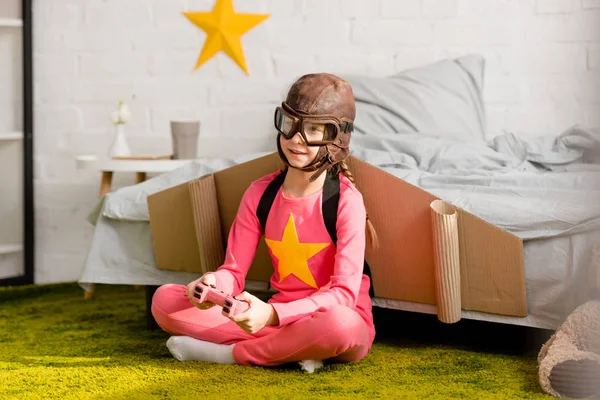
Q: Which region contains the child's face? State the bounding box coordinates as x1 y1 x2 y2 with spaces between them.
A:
279 124 325 169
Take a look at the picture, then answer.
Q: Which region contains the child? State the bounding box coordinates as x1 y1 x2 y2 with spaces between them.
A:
151 73 378 371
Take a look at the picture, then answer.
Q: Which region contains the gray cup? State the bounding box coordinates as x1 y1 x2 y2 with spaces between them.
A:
170 120 200 159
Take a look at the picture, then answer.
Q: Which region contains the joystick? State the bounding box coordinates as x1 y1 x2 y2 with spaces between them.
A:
192 282 250 317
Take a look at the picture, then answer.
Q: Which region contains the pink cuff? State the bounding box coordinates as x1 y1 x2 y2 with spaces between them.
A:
271 302 312 327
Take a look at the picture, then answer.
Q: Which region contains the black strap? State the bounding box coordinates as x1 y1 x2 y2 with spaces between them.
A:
321 173 340 245
363 261 374 298
256 169 287 233
256 170 374 298
321 174 374 298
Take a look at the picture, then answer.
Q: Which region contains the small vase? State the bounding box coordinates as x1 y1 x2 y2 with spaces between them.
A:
109 124 131 158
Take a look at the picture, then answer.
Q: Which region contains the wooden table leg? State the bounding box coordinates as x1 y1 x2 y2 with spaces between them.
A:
84 171 114 300
99 171 114 197
135 172 147 184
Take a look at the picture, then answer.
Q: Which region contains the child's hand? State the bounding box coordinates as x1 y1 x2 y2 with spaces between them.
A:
187 273 217 310
229 292 279 334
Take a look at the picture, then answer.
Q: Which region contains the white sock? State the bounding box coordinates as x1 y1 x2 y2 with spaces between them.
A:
166 336 236 364
298 359 324 373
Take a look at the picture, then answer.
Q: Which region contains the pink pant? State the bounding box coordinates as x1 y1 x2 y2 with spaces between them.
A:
151 284 375 367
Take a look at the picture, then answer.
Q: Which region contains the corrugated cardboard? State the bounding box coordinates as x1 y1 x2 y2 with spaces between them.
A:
146 174 224 274
347 156 527 318
148 153 285 282
430 200 461 323
147 152 527 320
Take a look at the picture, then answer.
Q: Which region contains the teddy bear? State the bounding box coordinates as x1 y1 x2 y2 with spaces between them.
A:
537 243 600 398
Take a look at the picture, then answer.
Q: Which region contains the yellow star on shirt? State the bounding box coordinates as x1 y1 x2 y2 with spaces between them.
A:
182 0 270 75
265 213 330 289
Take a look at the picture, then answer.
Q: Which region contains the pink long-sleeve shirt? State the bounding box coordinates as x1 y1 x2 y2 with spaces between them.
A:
211 170 373 328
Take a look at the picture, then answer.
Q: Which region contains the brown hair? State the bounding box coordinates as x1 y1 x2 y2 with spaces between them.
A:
329 160 379 250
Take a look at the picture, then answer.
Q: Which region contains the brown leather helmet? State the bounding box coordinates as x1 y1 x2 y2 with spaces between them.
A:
274 73 355 182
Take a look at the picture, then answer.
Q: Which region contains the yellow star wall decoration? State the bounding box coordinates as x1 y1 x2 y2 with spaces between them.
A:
265 213 330 289
182 0 270 75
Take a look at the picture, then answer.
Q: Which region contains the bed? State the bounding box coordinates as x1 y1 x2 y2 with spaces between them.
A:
78 54 600 331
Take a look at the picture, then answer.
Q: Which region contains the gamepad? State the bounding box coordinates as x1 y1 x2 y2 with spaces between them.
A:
192 282 250 317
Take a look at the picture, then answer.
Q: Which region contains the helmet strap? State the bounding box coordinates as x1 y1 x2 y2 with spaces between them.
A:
276 133 333 179
308 159 332 182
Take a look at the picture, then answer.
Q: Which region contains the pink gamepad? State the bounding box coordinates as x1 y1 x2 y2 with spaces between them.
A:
192 282 250 317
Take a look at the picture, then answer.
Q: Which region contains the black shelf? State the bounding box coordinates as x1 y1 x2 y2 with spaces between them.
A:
0 0 34 286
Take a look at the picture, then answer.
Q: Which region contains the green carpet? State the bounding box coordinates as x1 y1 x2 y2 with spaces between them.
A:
0 283 553 399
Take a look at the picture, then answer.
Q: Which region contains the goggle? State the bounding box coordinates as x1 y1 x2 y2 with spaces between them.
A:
274 103 353 146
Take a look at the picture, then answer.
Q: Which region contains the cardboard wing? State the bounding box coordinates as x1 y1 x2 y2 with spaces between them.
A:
148 152 285 283
347 157 527 321
147 152 527 321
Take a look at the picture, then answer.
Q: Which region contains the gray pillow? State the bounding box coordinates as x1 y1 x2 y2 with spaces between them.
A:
343 54 486 141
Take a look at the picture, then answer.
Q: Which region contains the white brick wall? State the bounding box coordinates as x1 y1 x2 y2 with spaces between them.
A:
31 0 599 284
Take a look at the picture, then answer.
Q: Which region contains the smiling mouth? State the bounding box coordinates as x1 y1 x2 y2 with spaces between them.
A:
288 149 306 155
